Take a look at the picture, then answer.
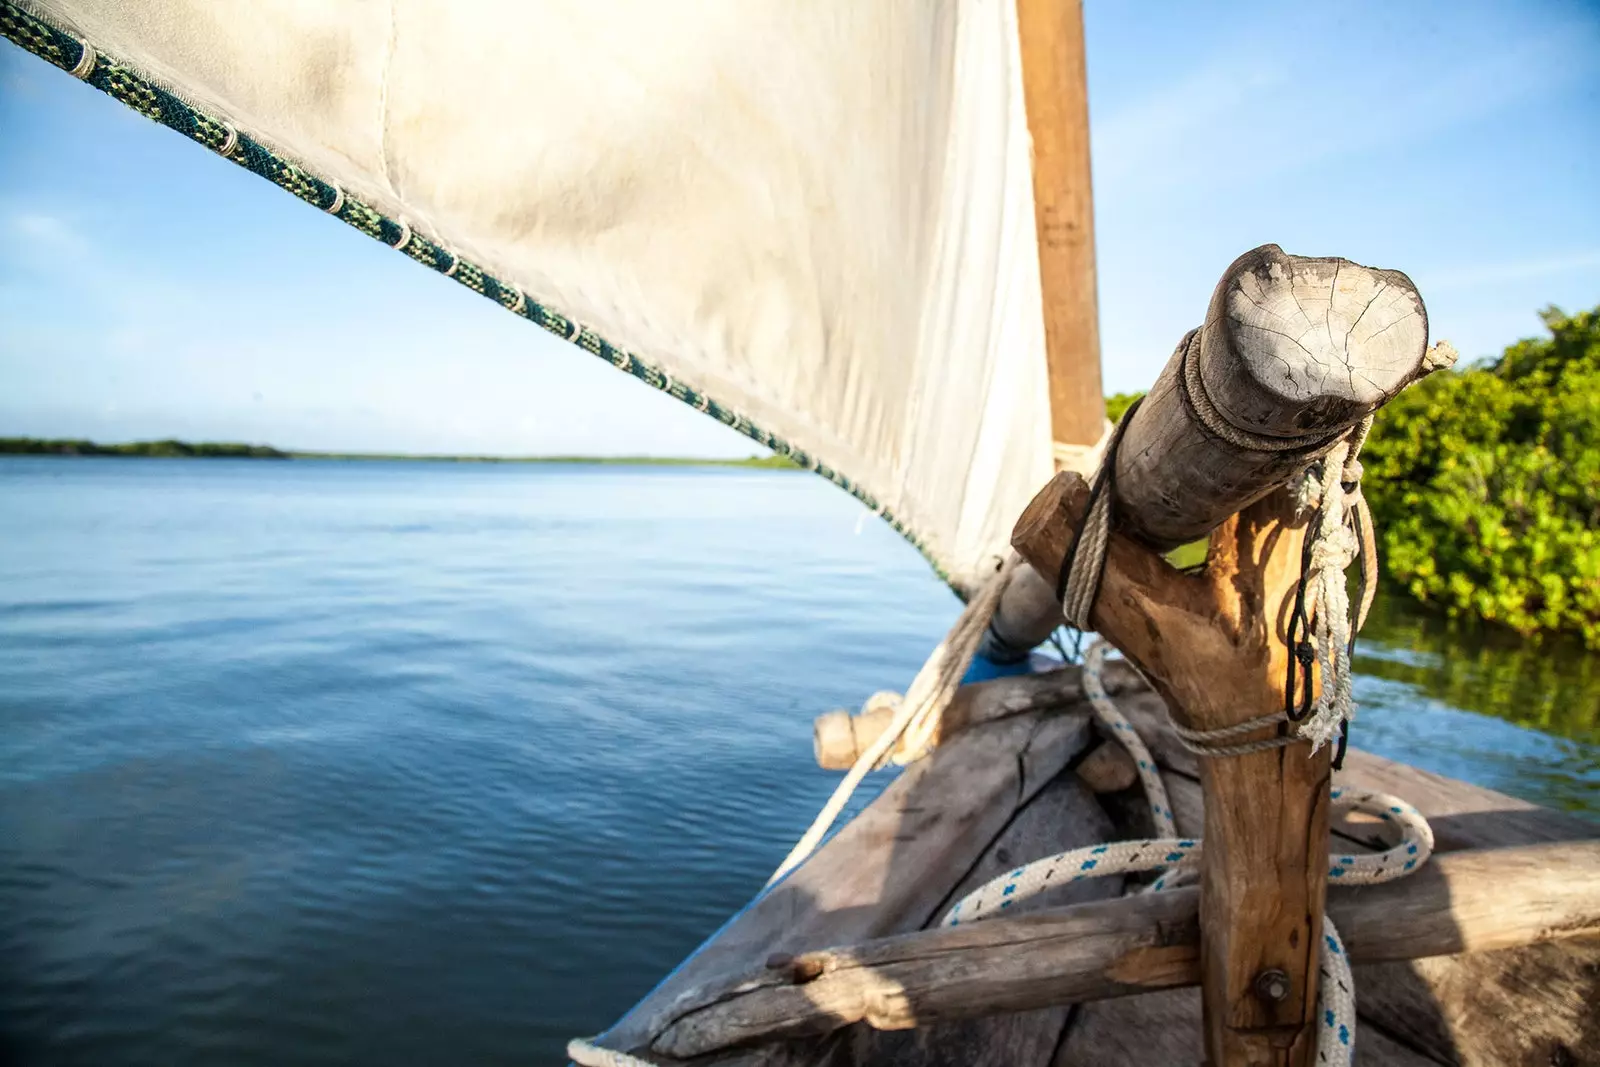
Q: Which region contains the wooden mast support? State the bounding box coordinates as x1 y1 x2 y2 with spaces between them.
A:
980 0 1103 660
1007 248 1436 1066
1017 0 1105 448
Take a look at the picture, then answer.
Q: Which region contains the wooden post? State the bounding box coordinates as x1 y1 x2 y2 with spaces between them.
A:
1017 0 1105 448
984 0 1104 662
999 246 1440 1066
1013 475 1329 1064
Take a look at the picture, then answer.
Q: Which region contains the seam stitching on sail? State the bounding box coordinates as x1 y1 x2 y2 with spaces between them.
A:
375 0 399 198
0 0 961 588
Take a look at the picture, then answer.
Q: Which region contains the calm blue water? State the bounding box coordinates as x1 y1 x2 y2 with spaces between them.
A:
1 457 1594 1065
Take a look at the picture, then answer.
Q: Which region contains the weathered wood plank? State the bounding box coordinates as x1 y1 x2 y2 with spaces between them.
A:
1053 987 1440 1066
599 708 1096 1058
826 773 1120 1067
1355 941 1600 1067
1335 750 1600 1066
647 842 1600 1058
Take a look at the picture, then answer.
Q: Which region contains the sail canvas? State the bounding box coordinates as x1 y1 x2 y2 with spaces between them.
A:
18 0 1058 590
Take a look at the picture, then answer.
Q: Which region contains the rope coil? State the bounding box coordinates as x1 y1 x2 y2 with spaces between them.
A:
941 639 1434 1066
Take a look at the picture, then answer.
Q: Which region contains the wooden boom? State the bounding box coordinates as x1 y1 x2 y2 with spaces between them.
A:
1112 244 1437 549
1017 0 1105 448
981 243 1449 660
648 841 1600 1058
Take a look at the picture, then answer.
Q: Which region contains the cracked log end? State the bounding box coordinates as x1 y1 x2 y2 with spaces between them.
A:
1207 244 1429 436
1112 244 1435 548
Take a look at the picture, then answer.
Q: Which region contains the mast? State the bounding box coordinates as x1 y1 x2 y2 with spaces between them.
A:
1016 0 1106 450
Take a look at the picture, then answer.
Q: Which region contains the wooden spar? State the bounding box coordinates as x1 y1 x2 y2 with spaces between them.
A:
1016 0 1105 448
982 0 1109 663
982 245 1446 662
1112 244 1439 549
979 0 1105 663
999 246 1439 1067
811 658 1148 770
646 841 1600 1058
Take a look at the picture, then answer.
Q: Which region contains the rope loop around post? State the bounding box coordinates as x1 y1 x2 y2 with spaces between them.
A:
1055 396 1143 630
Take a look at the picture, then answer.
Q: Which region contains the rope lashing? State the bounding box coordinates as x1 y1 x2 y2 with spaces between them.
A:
1055 397 1143 629
68 35 95 79
942 639 1435 1067
1293 425 1366 752
764 552 1022 886
1172 710 1293 758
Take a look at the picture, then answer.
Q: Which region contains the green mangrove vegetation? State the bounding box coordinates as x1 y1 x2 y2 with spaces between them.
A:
0 438 799 468
1 437 290 458
1361 305 1599 648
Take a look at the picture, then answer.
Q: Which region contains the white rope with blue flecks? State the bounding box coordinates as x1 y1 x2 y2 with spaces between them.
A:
941 638 1435 1065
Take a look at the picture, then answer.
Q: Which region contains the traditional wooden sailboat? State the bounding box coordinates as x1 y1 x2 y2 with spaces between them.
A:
4 2 1596 1064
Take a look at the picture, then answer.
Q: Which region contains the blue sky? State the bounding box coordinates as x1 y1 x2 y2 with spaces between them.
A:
2 1 1597 456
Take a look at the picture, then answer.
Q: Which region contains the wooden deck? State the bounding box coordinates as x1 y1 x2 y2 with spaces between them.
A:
598 668 1599 1067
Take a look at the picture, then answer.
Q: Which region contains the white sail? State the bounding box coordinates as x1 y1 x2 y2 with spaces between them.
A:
15 0 1056 589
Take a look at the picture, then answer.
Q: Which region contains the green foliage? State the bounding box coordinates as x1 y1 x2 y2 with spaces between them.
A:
0 437 799 468
1105 392 1144 424
0 437 288 458
1362 305 1600 648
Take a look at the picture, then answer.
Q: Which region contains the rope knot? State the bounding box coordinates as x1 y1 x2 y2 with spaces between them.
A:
1308 522 1358 575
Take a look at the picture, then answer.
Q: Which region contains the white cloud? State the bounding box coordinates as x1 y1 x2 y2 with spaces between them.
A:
1093 14 1600 198
1422 250 1600 292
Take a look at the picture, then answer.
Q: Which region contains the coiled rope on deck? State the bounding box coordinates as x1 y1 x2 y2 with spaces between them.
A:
963 399 1433 1064
942 640 1435 1066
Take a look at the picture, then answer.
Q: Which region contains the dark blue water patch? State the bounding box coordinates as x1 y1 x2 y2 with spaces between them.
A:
0 456 1592 1065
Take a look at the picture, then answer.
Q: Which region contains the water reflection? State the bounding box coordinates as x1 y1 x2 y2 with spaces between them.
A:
1354 593 1598 817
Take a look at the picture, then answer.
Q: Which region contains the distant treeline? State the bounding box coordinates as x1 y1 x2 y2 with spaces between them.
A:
0 437 799 468
1 437 289 459
1105 303 1600 649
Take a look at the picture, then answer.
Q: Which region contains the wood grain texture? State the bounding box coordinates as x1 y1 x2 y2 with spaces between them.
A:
1123 704 1600 1067
827 773 1120 1067
1112 245 1433 551
646 842 1600 1058
1053 987 1439 1066
1016 0 1104 447
1015 475 1332 1066
599 708 1096 1059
